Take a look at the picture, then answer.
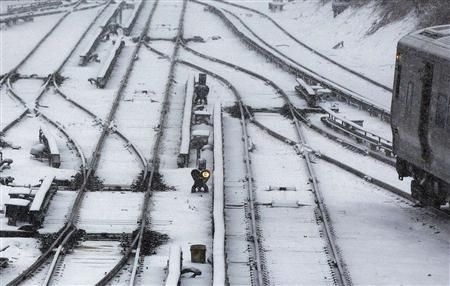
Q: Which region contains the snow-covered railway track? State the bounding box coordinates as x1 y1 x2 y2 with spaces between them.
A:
209 0 392 92
164 34 448 283
145 42 343 284
179 43 449 220
93 1 188 285
193 0 391 121
13 2 109 76
174 55 449 286
171 59 345 285
4 1 157 284
1 0 113 136
181 45 397 178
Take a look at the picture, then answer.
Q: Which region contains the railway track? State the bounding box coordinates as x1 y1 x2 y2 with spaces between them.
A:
192 0 391 122
0 0 111 78
3 0 154 284
147 42 349 284
179 61 346 286
179 43 448 220
181 44 395 169
156 27 448 282
94 0 188 285
211 0 392 92
2 0 112 131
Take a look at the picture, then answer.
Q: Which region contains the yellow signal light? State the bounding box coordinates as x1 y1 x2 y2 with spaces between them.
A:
201 170 210 179
396 53 401 62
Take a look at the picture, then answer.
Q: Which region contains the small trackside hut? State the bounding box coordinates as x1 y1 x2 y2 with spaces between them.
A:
29 176 56 227
4 176 56 227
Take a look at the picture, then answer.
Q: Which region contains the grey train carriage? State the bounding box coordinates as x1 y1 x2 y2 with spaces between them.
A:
391 25 450 207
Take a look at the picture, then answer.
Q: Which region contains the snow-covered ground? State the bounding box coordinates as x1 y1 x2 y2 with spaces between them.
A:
17 6 103 75
1 0 448 284
0 13 62 74
224 0 417 89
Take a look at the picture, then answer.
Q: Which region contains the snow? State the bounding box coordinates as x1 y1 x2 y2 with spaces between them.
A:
29 175 54 211
49 240 123 285
165 245 182 286
5 197 29 206
40 190 77 233
184 1 302 108
95 132 142 186
0 87 26 129
18 6 103 75
2 116 79 185
180 75 194 155
316 160 450 285
0 13 62 74
221 115 251 285
76 191 144 233
149 0 183 39
224 0 417 89
212 103 225 285
0 238 41 285
1 0 448 284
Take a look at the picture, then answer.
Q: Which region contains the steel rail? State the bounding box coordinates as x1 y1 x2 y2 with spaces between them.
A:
5 1 146 284
175 56 347 286
213 0 392 92
153 40 352 284
39 0 158 282
191 0 391 122
181 44 395 165
6 0 86 76
1 0 112 134
221 6 391 113
182 39 449 229
94 0 188 284
145 45 267 285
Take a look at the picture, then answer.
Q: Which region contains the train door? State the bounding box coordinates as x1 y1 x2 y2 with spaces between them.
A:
418 62 434 163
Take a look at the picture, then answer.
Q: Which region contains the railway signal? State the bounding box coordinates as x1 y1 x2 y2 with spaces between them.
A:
191 169 210 193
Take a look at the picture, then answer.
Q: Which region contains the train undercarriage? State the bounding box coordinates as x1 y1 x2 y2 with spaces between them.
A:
396 158 449 207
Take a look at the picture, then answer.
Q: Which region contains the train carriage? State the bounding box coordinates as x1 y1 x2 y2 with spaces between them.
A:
391 25 450 207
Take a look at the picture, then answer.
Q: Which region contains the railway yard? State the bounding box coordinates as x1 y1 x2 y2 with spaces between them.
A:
0 0 449 285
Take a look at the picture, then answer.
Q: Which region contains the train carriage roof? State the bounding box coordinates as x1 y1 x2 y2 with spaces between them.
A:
399 25 450 60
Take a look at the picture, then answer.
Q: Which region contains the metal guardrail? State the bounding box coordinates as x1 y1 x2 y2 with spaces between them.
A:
321 111 393 156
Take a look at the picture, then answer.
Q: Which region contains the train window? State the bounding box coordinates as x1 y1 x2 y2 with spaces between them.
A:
406 81 413 113
394 64 402 98
435 93 447 128
418 62 434 162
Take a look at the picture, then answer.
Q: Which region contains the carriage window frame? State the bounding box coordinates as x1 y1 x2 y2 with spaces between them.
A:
394 64 402 98
435 93 447 128
405 81 414 113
